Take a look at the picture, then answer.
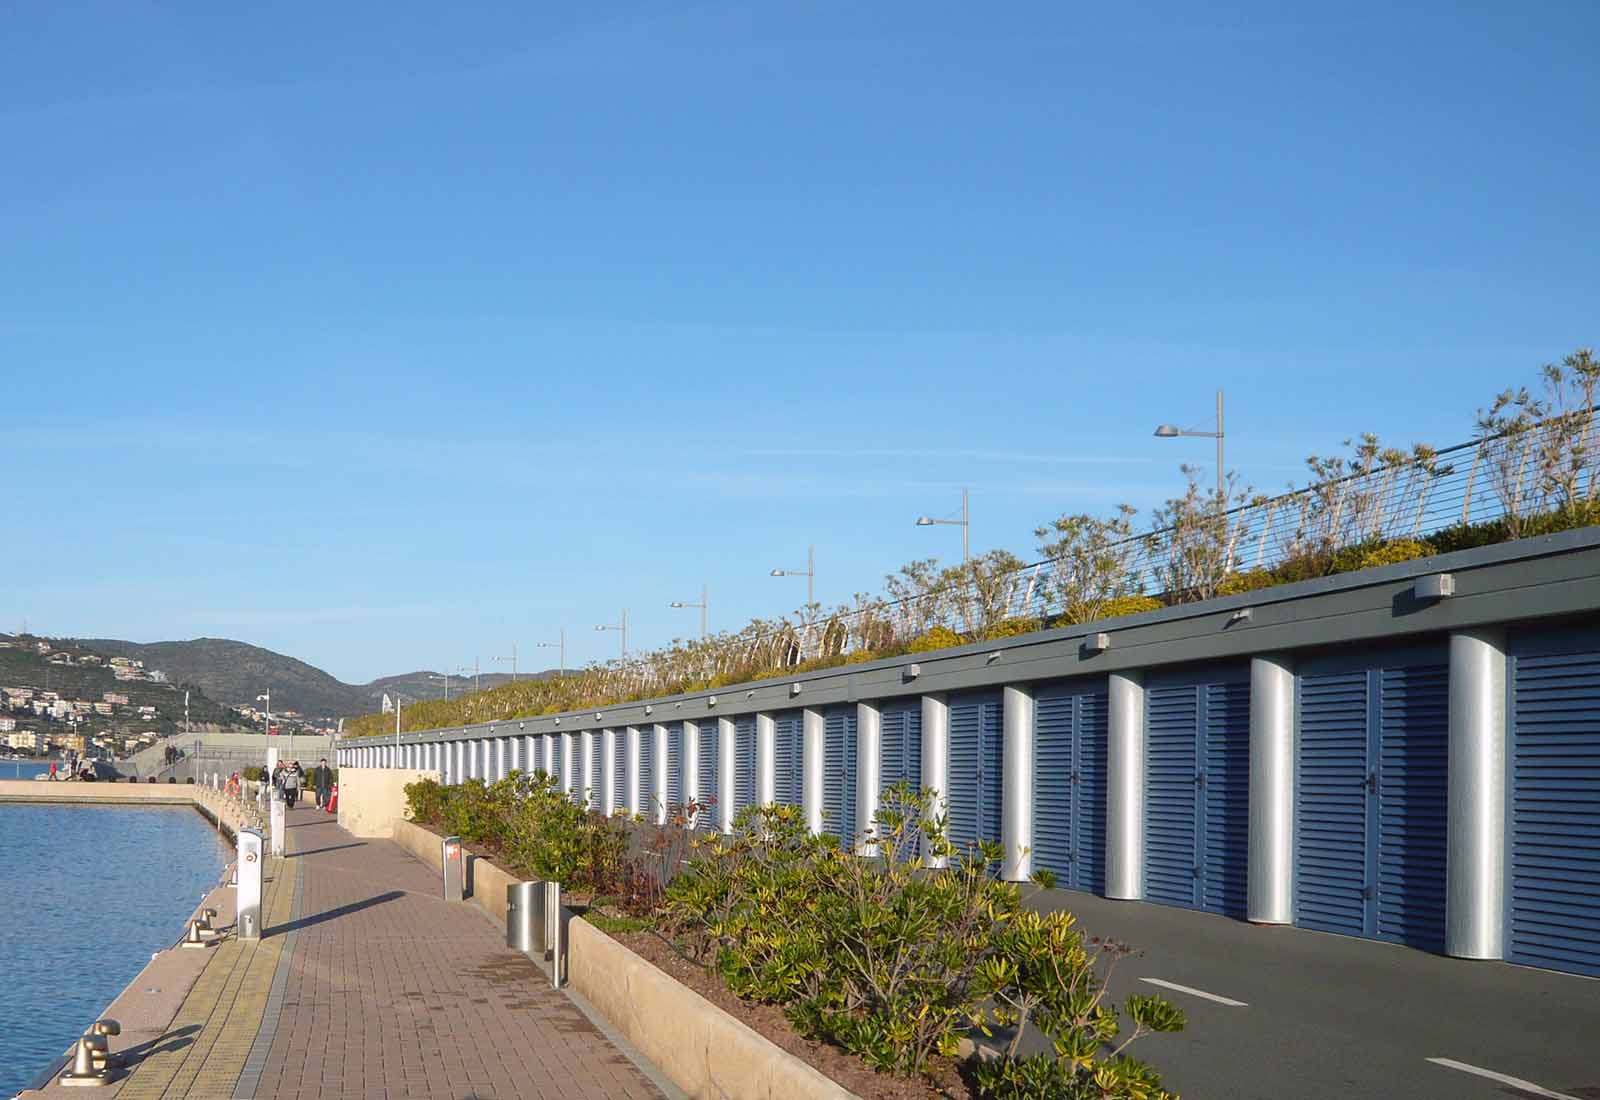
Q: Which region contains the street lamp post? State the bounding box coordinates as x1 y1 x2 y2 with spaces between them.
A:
1154 389 1226 502
457 658 481 696
394 691 408 760
595 611 628 658
770 545 815 607
534 630 566 677
669 584 709 638
495 643 518 683
428 672 450 700
915 487 970 563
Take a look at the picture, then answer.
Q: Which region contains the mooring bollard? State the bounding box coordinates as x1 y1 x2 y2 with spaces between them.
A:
441 835 464 902
237 828 263 941
83 1020 122 1070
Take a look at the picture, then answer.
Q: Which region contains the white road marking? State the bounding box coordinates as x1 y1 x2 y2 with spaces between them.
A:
1426 1058 1582 1100
1137 977 1248 1007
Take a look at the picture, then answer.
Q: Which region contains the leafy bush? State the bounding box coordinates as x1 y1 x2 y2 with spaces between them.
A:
974 908 1184 1100
1354 538 1432 570
985 617 1042 641
660 784 1182 1093
403 773 631 893
909 626 964 653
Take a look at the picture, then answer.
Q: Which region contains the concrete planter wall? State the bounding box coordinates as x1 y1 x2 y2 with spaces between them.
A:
567 917 858 1100
391 819 860 1100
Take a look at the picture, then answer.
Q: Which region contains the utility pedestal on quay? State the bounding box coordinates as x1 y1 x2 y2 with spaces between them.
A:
237 828 263 941
442 834 464 902
268 796 285 858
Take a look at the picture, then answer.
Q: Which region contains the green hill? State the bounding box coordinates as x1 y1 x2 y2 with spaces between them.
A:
69 637 556 719
77 637 369 718
0 636 241 737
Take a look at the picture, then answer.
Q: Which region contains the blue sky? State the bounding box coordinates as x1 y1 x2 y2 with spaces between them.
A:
3 2 1595 684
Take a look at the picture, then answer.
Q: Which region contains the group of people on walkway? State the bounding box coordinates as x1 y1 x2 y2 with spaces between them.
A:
272 758 335 810
45 753 99 781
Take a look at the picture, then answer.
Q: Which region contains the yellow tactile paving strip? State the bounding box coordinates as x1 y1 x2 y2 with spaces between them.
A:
114 858 296 1100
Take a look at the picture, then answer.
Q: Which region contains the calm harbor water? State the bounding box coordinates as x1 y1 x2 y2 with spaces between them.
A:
0 793 231 1097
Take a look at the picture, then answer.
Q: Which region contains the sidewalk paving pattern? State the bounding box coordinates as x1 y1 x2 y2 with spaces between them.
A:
100 807 664 1100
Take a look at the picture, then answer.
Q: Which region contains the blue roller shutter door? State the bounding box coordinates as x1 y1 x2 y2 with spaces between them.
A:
1375 665 1448 947
947 692 1003 854
1145 685 1200 908
666 722 683 812
697 722 719 831
773 713 803 807
1202 683 1250 916
1294 651 1448 950
1508 626 1600 976
611 734 626 815
878 700 923 795
1032 682 1109 894
823 708 858 842
734 716 756 819
639 732 655 818
877 700 923 859
1295 670 1368 936
1144 672 1249 916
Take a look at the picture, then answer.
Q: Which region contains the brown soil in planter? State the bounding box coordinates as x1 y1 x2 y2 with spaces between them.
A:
611 928 975 1100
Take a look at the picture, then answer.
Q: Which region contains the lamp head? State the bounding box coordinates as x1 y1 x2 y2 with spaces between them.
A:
915 516 934 526
1154 425 1180 438
669 601 685 608
769 568 784 577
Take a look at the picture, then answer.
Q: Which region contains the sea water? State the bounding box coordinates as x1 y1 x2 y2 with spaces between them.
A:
0 800 231 1096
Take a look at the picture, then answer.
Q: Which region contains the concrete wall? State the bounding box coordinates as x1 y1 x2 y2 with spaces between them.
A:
337 767 437 838
567 918 857 1100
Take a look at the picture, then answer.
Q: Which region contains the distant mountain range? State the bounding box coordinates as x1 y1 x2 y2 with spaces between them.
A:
70 637 556 719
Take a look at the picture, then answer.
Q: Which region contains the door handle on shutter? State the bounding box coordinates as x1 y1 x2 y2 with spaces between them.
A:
1366 772 1378 793
1194 772 1207 789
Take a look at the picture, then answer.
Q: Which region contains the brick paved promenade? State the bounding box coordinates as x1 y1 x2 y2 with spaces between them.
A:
32 804 665 1100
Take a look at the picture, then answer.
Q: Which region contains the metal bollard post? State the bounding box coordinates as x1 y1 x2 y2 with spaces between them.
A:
269 794 285 858
441 835 464 902
237 828 263 941
544 880 563 988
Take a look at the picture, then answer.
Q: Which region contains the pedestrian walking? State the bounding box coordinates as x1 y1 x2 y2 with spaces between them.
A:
283 761 302 809
311 758 333 809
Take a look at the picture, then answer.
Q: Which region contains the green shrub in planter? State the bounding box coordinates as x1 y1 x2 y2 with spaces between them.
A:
662 784 1183 1089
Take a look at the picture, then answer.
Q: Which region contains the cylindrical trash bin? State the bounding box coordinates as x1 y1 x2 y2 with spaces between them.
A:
507 881 540 954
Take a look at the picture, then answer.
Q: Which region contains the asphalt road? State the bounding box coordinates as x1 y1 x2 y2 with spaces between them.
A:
1023 887 1599 1100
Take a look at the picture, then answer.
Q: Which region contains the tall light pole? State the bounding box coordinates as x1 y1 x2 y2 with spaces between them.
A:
428 672 450 700
915 487 970 563
669 584 709 638
394 691 412 761
495 643 518 683
770 545 815 607
1155 389 1226 502
534 630 565 677
595 611 627 658
457 658 480 695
